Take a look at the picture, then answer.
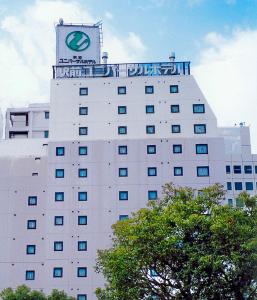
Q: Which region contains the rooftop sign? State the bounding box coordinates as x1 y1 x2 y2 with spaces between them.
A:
53 62 190 79
56 23 101 65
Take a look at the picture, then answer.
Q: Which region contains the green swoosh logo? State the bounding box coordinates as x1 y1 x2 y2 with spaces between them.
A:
65 31 90 52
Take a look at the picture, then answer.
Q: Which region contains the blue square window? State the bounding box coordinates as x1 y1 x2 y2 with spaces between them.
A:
227 182 232 190
118 126 127 135
26 245 36 255
118 145 127 155
255 166 257 174
77 267 87 277
44 131 49 138
148 190 157 200
244 165 252 174
118 86 126 94
45 111 49 119
194 124 206 134
55 169 64 178
170 105 179 113
147 145 156 154
226 165 231 174
228 199 233 206
146 105 155 114
173 144 182 154
28 196 37 206
119 168 128 177
119 215 129 221
27 220 36 229
54 216 64 226
245 182 253 190
77 295 87 300
145 85 154 94
170 85 178 93
234 182 243 191
78 216 87 225
236 198 244 208
79 87 88 96
174 167 183 176
148 167 157 176
233 165 241 174
55 192 64 202
26 270 35 280
79 146 87 155
78 168 87 178
118 106 127 114
54 241 63 251
78 192 87 201
197 166 209 177
79 127 88 136
79 107 88 115
78 241 87 251
171 125 181 133
119 191 128 201
53 267 63 278
196 144 208 154
56 147 65 156
146 125 155 134
193 104 205 113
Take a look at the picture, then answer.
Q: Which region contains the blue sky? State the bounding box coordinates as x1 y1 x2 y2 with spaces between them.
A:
0 0 257 150
1 0 257 63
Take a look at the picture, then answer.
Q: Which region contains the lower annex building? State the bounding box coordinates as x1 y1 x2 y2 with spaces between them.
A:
0 20 256 299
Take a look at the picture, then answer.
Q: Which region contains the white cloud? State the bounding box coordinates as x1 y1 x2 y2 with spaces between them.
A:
0 0 146 112
193 28 257 152
104 11 113 20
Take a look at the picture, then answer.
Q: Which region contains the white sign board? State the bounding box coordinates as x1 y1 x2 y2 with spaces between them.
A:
56 24 100 65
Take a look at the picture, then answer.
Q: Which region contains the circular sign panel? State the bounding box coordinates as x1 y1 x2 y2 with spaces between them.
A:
65 31 90 52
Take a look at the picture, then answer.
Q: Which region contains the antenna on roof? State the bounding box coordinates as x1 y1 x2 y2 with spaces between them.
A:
169 51 176 62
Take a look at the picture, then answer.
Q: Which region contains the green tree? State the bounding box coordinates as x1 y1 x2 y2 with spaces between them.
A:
95 184 257 300
0 285 75 300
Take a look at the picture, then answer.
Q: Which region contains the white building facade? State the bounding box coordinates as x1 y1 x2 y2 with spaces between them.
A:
0 21 256 300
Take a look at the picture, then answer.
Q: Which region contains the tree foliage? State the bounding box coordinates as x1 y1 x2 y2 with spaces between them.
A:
0 285 75 300
95 184 257 300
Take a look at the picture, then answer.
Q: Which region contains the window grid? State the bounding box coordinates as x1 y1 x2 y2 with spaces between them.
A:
118 126 127 135
170 85 178 93
79 88 88 96
78 192 87 201
55 192 64 202
145 85 154 94
170 105 180 113
173 144 182 154
147 145 156 154
54 241 63 251
146 125 155 134
119 168 128 177
78 241 87 251
118 106 127 114
28 196 37 206
79 146 88 155
78 216 87 225
194 124 206 134
79 107 88 115
56 147 65 156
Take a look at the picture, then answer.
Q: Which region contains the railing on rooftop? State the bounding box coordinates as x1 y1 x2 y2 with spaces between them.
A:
52 61 190 79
